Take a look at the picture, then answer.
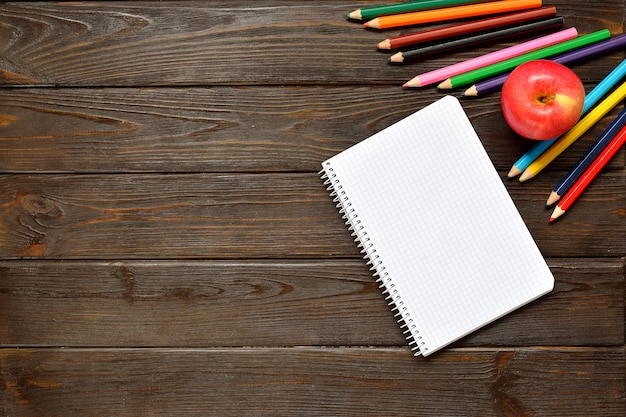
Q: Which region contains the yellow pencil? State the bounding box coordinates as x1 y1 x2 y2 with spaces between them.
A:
519 80 626 182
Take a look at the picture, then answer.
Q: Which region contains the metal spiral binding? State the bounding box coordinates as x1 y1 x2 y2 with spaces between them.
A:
320 163 426 356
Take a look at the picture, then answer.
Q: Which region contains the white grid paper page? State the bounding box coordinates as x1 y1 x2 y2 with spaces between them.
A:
322 96 554 356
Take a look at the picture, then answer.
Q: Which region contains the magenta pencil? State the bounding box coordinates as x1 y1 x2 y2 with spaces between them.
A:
464 33 626 96
403 27 578 88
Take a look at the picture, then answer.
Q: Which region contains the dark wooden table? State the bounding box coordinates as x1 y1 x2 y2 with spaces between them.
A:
1 1 624 415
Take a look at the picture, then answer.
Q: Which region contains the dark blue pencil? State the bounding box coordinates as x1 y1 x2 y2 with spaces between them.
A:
546 106 626 206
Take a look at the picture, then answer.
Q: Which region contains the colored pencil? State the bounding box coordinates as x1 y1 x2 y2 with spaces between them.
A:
519 80 626 182
507 58 626 178
348 0 491 21
402 27 577 88
389 16 563 63
377 7 557 50
464 33 626 97
546 106 626 206
364 0 542 30
438 29 610 89
550 122 626 222
462 72 511 96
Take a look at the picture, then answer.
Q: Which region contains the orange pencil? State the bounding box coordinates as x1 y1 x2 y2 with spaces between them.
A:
550 123 626 222
364 0 542 29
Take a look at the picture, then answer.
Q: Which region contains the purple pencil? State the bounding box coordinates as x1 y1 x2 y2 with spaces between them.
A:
463 33 626 97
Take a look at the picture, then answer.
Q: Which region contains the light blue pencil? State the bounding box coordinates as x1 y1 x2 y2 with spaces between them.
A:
507 58 626 178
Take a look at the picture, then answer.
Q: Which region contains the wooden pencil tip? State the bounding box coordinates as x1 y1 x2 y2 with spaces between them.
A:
463 86 478 97
403 77 420 88
507 166 522 179
388 53 404 64
437 79 452 89
549 207 565 223
546 191 560 207
377 39 391 50
347 10 362 20
363 18 380 29
518 170 534 182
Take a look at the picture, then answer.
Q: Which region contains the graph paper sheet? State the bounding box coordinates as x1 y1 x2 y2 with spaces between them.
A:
320 96 554 356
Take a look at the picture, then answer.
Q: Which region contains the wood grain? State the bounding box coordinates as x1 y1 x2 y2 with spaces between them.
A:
0 259 622 347
1 87 624 173
0 1 623 86
0 1 624 416
0 173 623 259
1 347 624 416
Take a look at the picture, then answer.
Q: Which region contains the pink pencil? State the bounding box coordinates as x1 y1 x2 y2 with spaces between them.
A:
403 27 578 88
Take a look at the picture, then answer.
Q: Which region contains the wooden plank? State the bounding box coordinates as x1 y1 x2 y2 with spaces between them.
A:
0 173 624 259
1 87 624 173
1 347 624 416
0 259 623 347
0 1 624 417
0 1 622 86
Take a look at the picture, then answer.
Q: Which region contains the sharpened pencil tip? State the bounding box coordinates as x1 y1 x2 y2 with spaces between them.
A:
463 86 478 97
403 76 422 88
550 207 565 222
347 10 362 20
546 191 560 207
437 79 452 89
377 39 391 50
389 52 404 64
507 166 522 179
364 18 380 29
518 170 534 182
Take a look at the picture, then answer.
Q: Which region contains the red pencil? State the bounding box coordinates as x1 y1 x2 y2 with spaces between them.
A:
550 123 626 222
377 7 556 50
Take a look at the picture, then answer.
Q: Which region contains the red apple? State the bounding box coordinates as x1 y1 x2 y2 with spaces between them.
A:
501 60 584 140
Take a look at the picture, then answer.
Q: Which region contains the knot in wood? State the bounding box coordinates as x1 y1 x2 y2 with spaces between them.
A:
19 194 64 220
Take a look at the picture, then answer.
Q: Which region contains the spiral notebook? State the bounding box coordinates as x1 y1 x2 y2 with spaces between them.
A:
320 96 554 356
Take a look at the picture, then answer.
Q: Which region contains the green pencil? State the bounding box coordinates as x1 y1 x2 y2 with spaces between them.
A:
438 29 611 89
346 0 491 21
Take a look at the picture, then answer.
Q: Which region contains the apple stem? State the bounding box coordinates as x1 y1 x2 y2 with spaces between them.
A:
539 93 555 104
